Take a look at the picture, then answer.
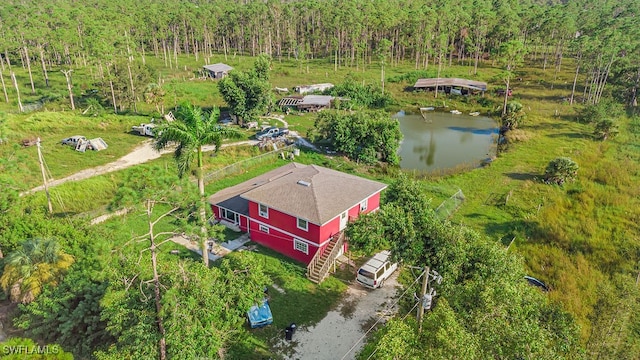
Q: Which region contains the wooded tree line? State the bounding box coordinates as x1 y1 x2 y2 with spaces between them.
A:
1 0 639 108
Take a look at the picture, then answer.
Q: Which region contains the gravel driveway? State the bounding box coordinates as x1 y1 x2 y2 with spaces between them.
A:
282 272 400 360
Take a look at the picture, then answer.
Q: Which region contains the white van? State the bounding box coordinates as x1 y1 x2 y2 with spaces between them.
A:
356 250 398 289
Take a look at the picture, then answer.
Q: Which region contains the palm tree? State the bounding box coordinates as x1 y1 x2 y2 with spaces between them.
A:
501 101 525 130
154 102 243 266
0 238 74 304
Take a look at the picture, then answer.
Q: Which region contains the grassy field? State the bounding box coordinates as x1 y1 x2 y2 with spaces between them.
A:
3 52 639 347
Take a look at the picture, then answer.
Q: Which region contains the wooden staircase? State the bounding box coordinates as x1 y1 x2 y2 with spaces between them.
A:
307 232 345 284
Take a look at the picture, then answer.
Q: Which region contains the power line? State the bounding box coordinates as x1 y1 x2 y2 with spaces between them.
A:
364 300 420 360
339 269 426 360
40 141 67 214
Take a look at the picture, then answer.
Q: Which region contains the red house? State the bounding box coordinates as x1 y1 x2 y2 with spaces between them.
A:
208 163 387 282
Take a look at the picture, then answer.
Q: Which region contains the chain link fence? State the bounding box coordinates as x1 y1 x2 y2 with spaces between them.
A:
434 189 465 220
204 144 295 184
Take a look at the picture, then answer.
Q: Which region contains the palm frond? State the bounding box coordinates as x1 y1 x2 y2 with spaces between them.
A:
1 238 74 303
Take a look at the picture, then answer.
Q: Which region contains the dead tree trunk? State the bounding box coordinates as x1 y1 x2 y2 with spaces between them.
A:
127 62 137 113
39 47 49 87
3 49 11 69
631 66 640 108
570 52 582 105
595 54 615 104
61 69 75 110
10 71 23 112
106 64 117 113
145 199 168 360
23 47 35 94
503 76 511 116
0 70 9 103
162 39 169 68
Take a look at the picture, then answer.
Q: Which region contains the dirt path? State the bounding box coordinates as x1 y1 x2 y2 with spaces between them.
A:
260 114 289 128
280 272 400 360
23 139 258 195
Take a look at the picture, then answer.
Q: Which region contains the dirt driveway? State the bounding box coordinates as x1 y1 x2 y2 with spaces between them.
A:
281 272 400 360
22 139 258 195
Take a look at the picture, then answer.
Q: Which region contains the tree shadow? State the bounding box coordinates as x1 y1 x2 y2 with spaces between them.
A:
52 211 80 218
482 219 542 246
509 93 567 102
504 172 539 181
547 132 592 140
557 113 580 122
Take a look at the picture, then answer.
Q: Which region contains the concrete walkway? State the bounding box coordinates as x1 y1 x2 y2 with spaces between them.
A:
170 233 252 262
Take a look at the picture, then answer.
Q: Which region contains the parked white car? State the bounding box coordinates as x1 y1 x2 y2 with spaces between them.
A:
356 250 398 289
61 135 86 146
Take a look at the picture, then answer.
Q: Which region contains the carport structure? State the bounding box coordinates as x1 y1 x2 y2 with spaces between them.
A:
413 78 487 95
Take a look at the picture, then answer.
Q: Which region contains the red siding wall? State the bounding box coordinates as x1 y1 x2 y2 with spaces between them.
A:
239 215 248 232
210 190 382 265
248 202 322 245
211 205 221 221
318 192 382 242
365 192 382 213
319 216 341 244
211 205 248 232
248 221 316 264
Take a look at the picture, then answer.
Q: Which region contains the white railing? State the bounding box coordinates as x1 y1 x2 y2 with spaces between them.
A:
307 232 345 283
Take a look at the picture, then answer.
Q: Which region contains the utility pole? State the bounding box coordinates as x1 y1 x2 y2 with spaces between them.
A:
36 138 53 214
417 266 429 331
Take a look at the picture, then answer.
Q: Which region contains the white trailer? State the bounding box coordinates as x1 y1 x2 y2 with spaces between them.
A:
132 123 156 137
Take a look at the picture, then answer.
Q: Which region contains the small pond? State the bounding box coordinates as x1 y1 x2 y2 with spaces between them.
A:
395 110 499 172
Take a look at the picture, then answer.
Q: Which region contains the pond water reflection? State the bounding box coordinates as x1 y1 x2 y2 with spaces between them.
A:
395 111 498 172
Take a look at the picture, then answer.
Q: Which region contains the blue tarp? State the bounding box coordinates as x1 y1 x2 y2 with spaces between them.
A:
247 300 273 328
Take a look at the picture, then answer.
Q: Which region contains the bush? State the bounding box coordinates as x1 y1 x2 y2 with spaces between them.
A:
593 119 619 141
325 77 394 108
577 98 624 124
310 110 402 165
387 70 434 84
544 157 579 186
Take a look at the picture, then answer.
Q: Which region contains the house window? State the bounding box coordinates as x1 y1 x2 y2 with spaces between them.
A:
259 225 269 233
360 199 368 212
297 217 308 231
222 209 238 223
294 239 309 254
259 203 269 218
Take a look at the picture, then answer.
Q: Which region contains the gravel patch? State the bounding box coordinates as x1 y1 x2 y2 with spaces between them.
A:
280 272 400 360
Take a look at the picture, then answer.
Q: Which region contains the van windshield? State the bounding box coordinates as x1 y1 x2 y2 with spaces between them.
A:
358 268 375 279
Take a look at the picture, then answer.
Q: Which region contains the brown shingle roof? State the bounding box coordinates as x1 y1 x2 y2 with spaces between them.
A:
207 163 304 215
208 163 387 225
